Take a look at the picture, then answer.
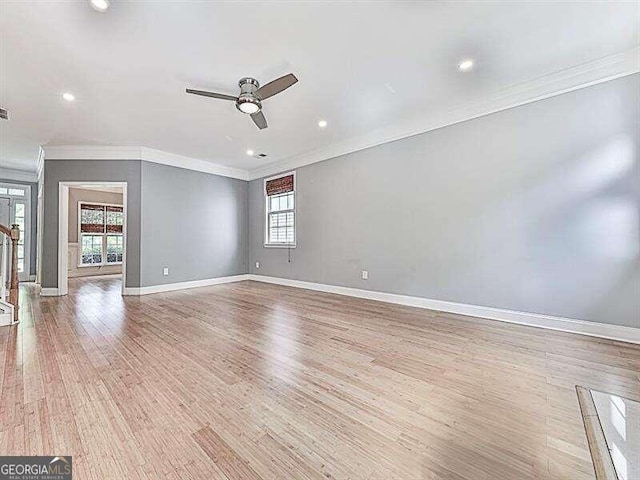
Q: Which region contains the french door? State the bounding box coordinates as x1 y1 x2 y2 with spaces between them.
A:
0 183 31 282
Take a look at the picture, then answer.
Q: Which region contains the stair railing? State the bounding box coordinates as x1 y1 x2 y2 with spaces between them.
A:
0 224 19 323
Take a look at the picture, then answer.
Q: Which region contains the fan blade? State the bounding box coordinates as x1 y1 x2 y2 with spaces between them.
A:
255 73 298 100
251 111 268 129
185 89 237 101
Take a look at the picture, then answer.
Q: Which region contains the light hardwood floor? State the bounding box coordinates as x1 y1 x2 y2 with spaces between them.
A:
1 277 639 479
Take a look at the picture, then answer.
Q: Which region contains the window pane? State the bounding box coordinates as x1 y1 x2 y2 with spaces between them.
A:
268 193 295 213
106 235 123 263
8 188 24 196
81 205 105 233
17 258 24 272
81 235 103 264
106 210 123 226
0 187 7 194
14 203 25 217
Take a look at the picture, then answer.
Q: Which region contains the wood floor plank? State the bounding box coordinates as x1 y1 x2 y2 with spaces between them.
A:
0 276 638 479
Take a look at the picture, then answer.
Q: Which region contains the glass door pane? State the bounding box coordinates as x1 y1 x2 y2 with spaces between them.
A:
14 202 25 274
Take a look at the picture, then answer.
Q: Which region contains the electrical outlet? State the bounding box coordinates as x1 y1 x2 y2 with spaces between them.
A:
163 267 169 276
255 262 260 269
361 270 368 280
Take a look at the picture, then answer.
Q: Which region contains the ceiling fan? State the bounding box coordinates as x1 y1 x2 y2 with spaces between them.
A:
186 73 298 130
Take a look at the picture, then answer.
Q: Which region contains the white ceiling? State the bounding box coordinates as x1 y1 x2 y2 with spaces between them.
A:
1 1 638 173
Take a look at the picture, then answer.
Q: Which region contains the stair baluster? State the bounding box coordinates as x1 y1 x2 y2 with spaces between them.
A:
0 223 19 323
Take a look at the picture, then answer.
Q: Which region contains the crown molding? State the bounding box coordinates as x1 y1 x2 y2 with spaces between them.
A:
43 146 249 180
140 147 248 180
247 47 640 180
0 167 38 183
44 145 143 160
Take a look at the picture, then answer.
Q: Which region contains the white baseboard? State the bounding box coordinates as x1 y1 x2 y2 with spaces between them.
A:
247 275 640 345
122 274 250 296
40 288 60 297
36 273 639 344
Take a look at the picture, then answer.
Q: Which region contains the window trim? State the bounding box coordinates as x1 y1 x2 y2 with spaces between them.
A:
77 201 124 267
264 171 296 248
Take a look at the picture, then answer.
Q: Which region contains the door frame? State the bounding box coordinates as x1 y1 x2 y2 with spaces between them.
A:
0 182 31 282
57 182 128 296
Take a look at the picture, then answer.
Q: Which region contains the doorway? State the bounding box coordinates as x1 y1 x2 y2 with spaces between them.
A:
0 182 31 282
57 182 128 296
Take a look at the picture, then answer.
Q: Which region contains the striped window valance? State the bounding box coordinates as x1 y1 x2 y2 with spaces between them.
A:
80 204 123 234
265 174 294 196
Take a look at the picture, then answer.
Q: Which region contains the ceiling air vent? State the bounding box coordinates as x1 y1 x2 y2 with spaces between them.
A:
0 108 7 120
257 153 268 158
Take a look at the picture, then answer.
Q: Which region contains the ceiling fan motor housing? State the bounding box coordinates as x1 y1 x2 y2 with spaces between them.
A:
236 77 262 114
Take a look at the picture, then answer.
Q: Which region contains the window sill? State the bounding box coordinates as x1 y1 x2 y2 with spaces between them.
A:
78 262 123 268
264 244 296 249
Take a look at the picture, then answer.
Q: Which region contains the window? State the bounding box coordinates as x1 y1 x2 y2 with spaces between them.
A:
79 203 124 266
0 187 24 196
265 173 295 246
14 202 25 272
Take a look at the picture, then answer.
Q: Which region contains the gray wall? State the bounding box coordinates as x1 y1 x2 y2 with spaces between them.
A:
42 159 248 289
0 178 38 276
249 74 640 328
42 160 142 288
140 161 248 287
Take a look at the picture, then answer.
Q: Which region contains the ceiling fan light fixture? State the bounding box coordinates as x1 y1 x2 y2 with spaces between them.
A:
186 73 297 130
236 98 261 114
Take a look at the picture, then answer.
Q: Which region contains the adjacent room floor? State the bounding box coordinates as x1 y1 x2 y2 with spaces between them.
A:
1 277 638 479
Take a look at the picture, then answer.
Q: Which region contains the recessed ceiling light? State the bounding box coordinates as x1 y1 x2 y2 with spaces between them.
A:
458 59 474 72
90 0 110 12
62 92 75 102
246 149 254 156
318 120 328 128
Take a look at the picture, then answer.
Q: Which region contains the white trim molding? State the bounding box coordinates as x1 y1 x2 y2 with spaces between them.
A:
247 47 640 180
0 167 38 183
40 288 60 297
142 148 248 180
247 275 640 345
43 146 249 181
122 274 250 296
36 147 45 182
